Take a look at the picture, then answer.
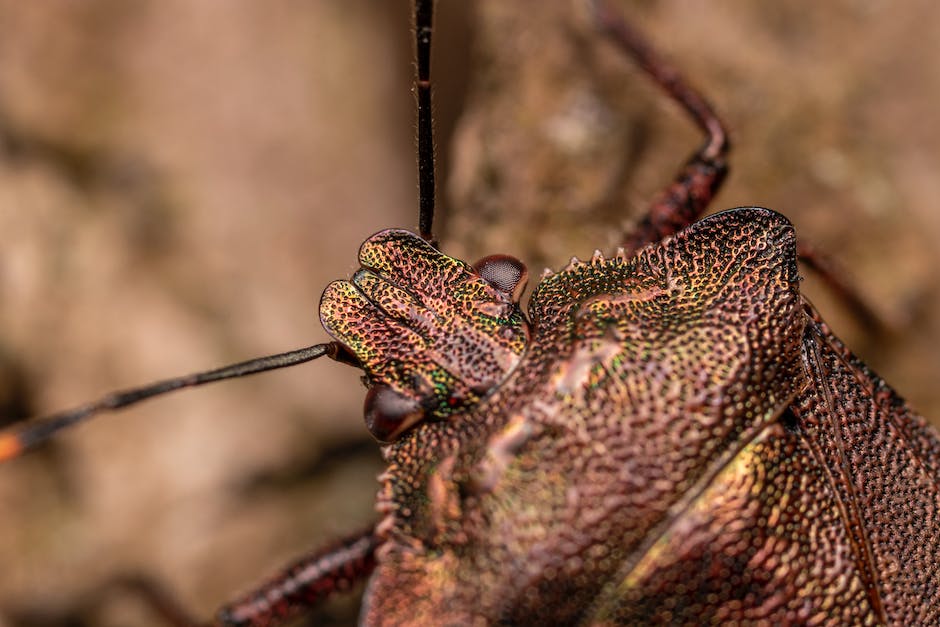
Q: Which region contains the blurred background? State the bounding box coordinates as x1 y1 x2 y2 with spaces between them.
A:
0 1 937 625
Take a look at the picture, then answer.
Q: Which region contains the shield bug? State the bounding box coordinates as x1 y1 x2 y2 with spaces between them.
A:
0 1 939 625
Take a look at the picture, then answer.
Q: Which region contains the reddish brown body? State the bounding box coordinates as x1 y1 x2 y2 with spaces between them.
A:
320 208 940 624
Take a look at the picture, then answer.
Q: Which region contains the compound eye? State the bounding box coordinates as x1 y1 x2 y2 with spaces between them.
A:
364 384 425 444
473 254 528 302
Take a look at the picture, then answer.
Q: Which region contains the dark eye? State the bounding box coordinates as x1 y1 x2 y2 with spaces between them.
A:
363 384 425 444
473 254 528 301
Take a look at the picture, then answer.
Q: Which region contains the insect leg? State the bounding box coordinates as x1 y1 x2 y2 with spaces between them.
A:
591 2 886 333
588 0 729 255
797 240 887 332
214 527 378 627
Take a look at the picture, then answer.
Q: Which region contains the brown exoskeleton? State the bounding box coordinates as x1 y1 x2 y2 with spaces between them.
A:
1 0 940 624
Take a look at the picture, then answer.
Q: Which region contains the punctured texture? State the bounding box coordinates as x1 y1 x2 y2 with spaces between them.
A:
319 206 940 625
320 230 529 435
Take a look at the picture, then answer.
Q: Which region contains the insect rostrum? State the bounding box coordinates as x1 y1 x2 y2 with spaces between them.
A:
1 1 938 626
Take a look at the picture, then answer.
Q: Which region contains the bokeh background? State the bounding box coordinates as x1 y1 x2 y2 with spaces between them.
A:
0 1 937 625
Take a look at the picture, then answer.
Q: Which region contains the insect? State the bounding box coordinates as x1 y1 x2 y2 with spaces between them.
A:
1 1 938 625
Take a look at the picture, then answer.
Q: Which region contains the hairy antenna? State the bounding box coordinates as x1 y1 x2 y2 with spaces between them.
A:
415 0 436 243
